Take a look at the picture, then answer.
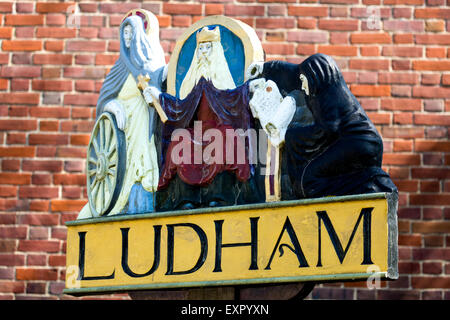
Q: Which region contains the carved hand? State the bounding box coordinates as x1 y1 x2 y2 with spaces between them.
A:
104 100 126 131
143 86 161 106
245 61 264 81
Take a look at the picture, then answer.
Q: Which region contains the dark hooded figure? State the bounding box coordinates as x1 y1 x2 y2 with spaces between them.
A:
268 53 397 199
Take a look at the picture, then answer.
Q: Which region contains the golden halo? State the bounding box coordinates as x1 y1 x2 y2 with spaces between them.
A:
121 9 152 35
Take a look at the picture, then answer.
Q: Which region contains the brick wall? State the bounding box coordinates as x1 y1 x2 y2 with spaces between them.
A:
0 1 448 300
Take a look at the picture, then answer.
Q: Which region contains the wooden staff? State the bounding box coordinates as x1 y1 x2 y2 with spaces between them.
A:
265 139 281 202
137 74 168 123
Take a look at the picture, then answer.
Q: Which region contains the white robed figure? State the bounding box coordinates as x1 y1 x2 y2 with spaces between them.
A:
78 13 166 219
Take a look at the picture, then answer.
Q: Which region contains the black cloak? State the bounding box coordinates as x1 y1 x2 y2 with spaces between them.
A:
269 54 397 198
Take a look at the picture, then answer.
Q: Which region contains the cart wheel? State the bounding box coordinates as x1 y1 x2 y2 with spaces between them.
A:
87 112 126 217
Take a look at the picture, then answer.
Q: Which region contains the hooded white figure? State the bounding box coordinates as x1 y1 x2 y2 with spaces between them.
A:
78 13 166 219
179 26 236 99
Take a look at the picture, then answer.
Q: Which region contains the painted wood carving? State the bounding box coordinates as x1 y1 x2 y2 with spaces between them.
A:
65 12 398 298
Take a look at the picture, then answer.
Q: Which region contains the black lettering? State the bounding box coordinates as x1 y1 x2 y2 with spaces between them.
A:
316 207 374 267
121 226 161 278
78 231 115 280
166 223 208 275
265 217 309 270
213 217 259 272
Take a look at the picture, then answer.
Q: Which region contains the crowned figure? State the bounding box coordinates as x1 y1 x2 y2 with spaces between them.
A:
149 26 264 211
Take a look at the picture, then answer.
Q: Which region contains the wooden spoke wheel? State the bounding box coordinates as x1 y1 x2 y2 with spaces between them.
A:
87 112 126 217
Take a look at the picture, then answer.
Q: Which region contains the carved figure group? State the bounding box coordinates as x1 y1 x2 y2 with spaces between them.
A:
78 11 397 220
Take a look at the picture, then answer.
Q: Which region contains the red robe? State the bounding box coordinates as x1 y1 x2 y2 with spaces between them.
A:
158 91 250 189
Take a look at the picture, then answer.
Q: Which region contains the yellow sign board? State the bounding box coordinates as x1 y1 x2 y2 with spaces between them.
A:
64 193 398 295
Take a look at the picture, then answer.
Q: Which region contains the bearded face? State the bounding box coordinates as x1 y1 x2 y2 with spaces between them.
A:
179 38 235 99
196 41 213 79
197 41 212 61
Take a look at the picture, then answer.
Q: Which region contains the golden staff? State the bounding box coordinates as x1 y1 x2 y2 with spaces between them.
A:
265 140 281 202
137 73 168 123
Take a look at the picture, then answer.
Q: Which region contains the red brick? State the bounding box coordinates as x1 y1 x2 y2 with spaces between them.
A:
32 80 72 92
415 8 450 19
378 73 419 85
288 6 328 17
66 41 106 52
0 173 31 185
413 87 450 99
349 59 389 70
95 54 118 66
412 168 450 179
22 160 62 172
415 34 450 45
72 107 93 118
262 43 294 55
53 173 85 186
63 94 99 106
16 268 58 281
0 92 39 105
0 185 17 197
29 107 70 119
287 31 327 43
425 20 445 33
393 179 418 192
256 18 295 29
318 19 358 31
49 255 66 267
4 14 44 26
393 140 413 152
382 127 424 139
2 40 42 51
19 186 59 199
36 2 75 13
413 60 450 71
205 4 224 16
70 134 90 146
296 18 317 30
398 234 422 246
29 200 50 212
56 147 86 158
36 27 76 39
380 98 421 111
415 114 450 127
410 195 450 206
382 46 423 58
33 54 72 65
412 276 450 289
383 20 424 33
163 3 202 15
17 213 59 226
423 262 442 275
383 153 420 165
426 47 446 58
350 85 391 96
415 140 450 152
17 240 60 253
393 113 413 124
350 33 391 44
318 45 357 56
412 221 450 233
29 134 69 146
51 199 86 212
424 235 444 247
225 5 264 16
0 281 25 293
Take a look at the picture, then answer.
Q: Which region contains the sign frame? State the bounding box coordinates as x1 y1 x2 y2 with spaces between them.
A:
63 192 398 296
